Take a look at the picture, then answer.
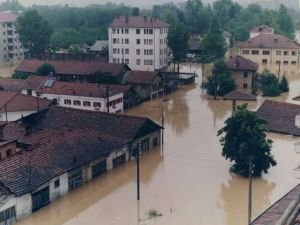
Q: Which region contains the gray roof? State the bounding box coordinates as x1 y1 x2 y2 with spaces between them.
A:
90 40 108 52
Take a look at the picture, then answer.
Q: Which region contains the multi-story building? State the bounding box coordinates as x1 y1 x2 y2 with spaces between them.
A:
250 25 274 39
108 16 170 71
0 12 24 65
238 33 300 73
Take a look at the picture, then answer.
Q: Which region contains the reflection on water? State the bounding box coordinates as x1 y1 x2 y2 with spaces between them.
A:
16 63 300 225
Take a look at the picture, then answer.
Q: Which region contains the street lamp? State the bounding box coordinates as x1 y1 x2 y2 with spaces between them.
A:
161 98 169 145
133 143 140 201
248 155 255 225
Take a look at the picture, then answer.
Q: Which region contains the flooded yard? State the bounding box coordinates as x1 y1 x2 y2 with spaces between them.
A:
15 63 300 225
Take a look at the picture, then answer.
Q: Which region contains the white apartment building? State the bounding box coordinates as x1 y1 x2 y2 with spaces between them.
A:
108 16 169 71
0 12 24 65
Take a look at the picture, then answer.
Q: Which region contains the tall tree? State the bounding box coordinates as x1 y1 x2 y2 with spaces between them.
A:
202 14 226 59
132 7 140 16
275 4 295 40
218 104 277 177
17 10 52 56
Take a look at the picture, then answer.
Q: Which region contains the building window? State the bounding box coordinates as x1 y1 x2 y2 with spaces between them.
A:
136 49 140 55
83 101 91 107
64 99 71 105
283 61 288 65
112 28 116 34
125 58 129 64
136 59 141 65
284 51 289 56
113 48 117 54
73 100 81 106
291 61 297 65
68 168 82 191
276 60 281 64
243 72 248 78
242 50 249 55
292 51 297 56
144 59 153 65
262 59 267 64
243 83 248 89
251 50 259 55
0 206 16 224
136 29 140 34
6 149 12 157
136 39 140 45
125 49 129 54
125 39 129 44
113 38 117 44
125 29 129 34
276 50 281 55
93 102 101 108
262 50 270 55
54 179 60 188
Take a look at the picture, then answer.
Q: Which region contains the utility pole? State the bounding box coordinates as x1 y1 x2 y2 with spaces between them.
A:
4 104 7 122
214 69 217 100
248 156 254 225
106 83 109 113
36 92 40 112
135 143 140 201
277 61 281 81
161 107 164 145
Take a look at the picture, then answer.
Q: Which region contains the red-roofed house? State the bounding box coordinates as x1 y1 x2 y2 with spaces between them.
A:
108 16 169 71
227 55 259 90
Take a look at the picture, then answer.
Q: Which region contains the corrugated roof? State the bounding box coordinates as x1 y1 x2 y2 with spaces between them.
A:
90 40 108 52
238 34 300 49
126 71 159 85
109 16 170 28
227 55 259 71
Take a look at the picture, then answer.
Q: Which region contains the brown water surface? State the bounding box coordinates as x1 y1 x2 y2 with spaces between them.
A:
15 63 300 225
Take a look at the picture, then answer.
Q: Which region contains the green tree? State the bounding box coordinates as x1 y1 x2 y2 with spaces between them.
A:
201 59 235 96
259 71 282 96
17 10 52 56
36 63 56 76
275 4 295 40
279 75 289 92
218 104 277 177
132 7 140 16
202 14 226 59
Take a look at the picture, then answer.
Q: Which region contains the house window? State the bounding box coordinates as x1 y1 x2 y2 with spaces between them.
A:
283 61 289 65
136 29 140 34
262 50 270 55
136 39 140 45
113 48 117 54
276 60 281 64
251 50 259 55
243 72 248 78
276 50 281 55
83 101 91 107
153 137 158 147
125 39 129 44
243 83 248 89
125 49 129 54
113 38 117 44
68 168 82 191
93 102 101 108
284 51 289 56
6 149 12 157
242 50 249 55
291 61 297 65
0 206 16 224
292 51 297 56
125 29 129 34
262 59 267 64
64 99 71 105
136 59 141 65
54 179 60 188
73 100 81 106
136 49 140 55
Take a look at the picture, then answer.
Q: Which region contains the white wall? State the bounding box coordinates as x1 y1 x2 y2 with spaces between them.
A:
0 111 36 122
49 173 69 201
106 146 129 170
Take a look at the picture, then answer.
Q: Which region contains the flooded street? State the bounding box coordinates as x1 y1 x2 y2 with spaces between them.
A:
12 63 300 225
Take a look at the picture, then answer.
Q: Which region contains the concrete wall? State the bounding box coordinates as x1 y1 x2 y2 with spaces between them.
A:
231 70 255 90
0 111 36 122
108 26 168 71
49 173 69 201
0 142 16 159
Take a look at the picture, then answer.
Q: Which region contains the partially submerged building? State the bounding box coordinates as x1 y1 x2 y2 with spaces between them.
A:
0 106 161 223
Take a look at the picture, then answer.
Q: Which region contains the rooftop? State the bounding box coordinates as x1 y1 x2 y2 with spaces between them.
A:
109 16 170 28
126 71 160 85
227 55 259 72
250 25 273 34
223 90 257 101
15 59 129 77
90 40 108 52
0 78 26 93
238 34 300 49
0 12 17 23
256 100 300 136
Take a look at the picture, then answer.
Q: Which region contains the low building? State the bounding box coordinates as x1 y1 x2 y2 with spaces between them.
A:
15 59 131 84
238 33 300 73
89 40 108 53
250 25 274 38
0 91 52 121
227 55 258 90
126 71 163 100
38 80 129 113
0 106 161 223
256 100 300 136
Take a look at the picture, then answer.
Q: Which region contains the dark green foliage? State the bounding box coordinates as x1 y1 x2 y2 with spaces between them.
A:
202 15 226 59
259 71 282 97
0 0 24 11
279 75 289 92
11 72 29 79
17 10 52 56
201 60 236 96
275 4 295 40
36 63 56 76
132 7 140 16
218 104 277 177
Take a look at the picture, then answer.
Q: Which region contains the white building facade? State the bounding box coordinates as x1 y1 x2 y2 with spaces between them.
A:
0 12 24 66
108 16 169 71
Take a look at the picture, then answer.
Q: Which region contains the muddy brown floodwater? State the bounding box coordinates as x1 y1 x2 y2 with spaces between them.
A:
15 63 300 225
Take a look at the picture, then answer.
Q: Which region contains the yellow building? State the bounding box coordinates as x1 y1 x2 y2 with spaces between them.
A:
238 33 300 74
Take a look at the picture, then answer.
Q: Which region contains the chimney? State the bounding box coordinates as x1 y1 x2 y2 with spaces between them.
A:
274 36 278 42
295 115 300 128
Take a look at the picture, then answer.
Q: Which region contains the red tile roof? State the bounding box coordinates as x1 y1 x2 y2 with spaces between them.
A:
22 76 47 90
0 78 25 93
223 90 256 101
0 91 52 113
15 59 129 77
238 34 300 49
0 12 17 23
38 81 130 98
227 55 259 71
250 25 273 34
256 100 300 136
109 16 170 28
126 71 160 85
